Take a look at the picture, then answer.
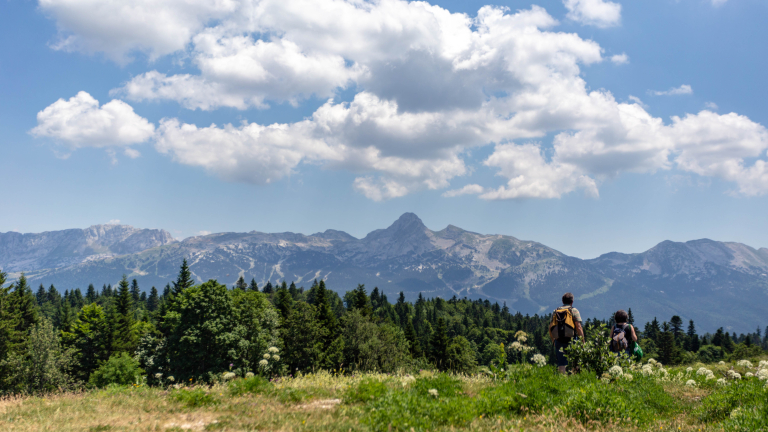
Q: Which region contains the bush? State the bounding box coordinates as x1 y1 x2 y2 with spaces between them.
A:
228 375 271 396
562 323 633 376
698 345 725 363
171 388 219 407
89 353 144 388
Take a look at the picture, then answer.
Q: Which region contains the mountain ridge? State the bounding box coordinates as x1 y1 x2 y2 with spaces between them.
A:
2 214 767 332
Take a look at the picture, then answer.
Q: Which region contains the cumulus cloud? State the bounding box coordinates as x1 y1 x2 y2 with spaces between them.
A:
107 219 120 225
563 0 621 28
712 0 728 6
30 91 154 151
35 0 768 199
610 53 629 65
705 102 719 110
651 84 693 96
443 184 485 197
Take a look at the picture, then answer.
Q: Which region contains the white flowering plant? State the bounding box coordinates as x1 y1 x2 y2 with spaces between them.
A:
257 346 283 377
562 323 634 377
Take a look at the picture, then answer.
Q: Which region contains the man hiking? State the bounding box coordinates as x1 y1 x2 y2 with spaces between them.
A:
549 292 584 374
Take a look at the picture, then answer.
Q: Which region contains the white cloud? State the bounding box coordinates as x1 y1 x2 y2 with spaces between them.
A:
563 0 622 28
30 91 155 150
443 184 485 197
196 230 212 236
610 53 629 65
711 0 728 7
124 148 141 158
628 95 648 109
705 102 719 110
651 84 693 96
35 0 768 199
107 219 121 225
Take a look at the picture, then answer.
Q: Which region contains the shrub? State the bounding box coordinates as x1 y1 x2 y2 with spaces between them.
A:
228 375 271 396
171 388 219 407
89 353 144 388
562 323 632 376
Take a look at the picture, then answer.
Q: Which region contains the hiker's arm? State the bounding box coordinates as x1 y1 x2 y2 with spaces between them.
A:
575 321 584 338
630 325 638 342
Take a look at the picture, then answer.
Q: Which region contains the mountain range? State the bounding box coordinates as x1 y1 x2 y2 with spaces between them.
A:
2 213 767 333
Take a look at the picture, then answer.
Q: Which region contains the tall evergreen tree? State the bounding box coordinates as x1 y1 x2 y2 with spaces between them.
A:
172 259 195 296
249 278 259 292
235 276 248 290
262 281 274 294
430 317 449 368
10 273 39 341
274 284 294 320
86 284 97 303
112 275 137 354
627 308 635 325
130 279 141 304
162 283 171 299
36 284 46 306
146 287 160 312
669 315 684 339
657 322 677 365
64 303 110 381
0 271 17 362
685 320 700 352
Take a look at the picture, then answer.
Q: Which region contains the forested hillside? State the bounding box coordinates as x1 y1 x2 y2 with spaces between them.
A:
1 260 766 394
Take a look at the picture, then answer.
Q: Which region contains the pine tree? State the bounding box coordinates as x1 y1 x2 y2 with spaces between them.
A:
627 308 634 325
10 273 39 340
36 284 46 306
65 303 110 381
130 279 141 304
685 320 700 352
404 317 420 357
263 281 274 294
249 279 259 292
86 284 97 303
670 315 684 339
274 284 294 320
147 287 159 312
162 283 171 299
657 322 677 365
57 300 74 332
430 317 450 368
288 281 298 299
350 284 372 317
235 276 247 290
0 271 18 361
172 259 195 296
112 275 137 354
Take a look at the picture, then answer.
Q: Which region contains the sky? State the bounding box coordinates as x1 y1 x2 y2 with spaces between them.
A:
1 0 767 259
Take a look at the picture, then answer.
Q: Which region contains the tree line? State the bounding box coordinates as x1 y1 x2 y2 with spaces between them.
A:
1 261 766 394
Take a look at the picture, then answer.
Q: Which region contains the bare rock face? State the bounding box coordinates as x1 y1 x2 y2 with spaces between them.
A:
0 224 175 272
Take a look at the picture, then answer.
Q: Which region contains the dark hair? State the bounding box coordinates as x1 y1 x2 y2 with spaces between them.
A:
562 292 574 305
615 310 628 324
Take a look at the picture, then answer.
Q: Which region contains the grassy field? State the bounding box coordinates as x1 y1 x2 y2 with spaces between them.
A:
1 360 767 432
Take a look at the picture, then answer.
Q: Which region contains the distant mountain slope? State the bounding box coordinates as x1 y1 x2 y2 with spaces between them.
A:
0 224 175 272
2 215 767 332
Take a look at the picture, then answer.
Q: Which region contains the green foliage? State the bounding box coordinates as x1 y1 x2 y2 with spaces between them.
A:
445 336 477 373
230 289 281 373
696 379 768 430
166 280 238 381
340 310 411 372
698 345 725 363
344 378 390 403
726 342 764 361
89 352 144 388
281 302 324 372
228 375 271 396
63 303 110 381
1 319 75 394
171 388 219 407
111 275 137 354
563 323 633 376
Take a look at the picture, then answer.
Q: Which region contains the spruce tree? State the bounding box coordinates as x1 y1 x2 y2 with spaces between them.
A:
86 284 97 303
274 284 294 320
10 273 39 340
249 278 259 292
0 271 17 362
430 317 450 368
288 281 298 299
404 317 420 357
162 283 171 299
235 276 247 291
112 275 137 354
130 279 141 303
172 259 195 296
147 287 159 312
627 308 634 325
670 315 684 339
685 320 700 352
36 284 46 306
657 322 677 365
262 281 274 294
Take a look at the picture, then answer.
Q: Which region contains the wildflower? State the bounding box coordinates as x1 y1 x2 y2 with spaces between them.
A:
696 367 711 376
745 372 754 378
155 373 163 379
168 376 175 382
718 361 726 365
609 365 624 378
223 372 236 381
686 367 693 373
641 365 654 377
730 407 742 419
259 359 269 368
717 378 728 386
705 372 716 381
601 377 610 384
272 355 280 361
514 331 528 343
737 360 753 368
268 347 279 354
263 353 271 360
428 389 438 398
759 360 768 369
726 370 741 380
531 354 546 367
756 369 768 380
623 373 633 382
685 380 697 387
245 372 255 378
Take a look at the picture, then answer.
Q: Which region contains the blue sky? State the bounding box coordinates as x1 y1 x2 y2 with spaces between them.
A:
1 0 767 259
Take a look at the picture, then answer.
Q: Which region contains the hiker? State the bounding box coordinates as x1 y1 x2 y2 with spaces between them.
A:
549 292 584 374
610 309 638 358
